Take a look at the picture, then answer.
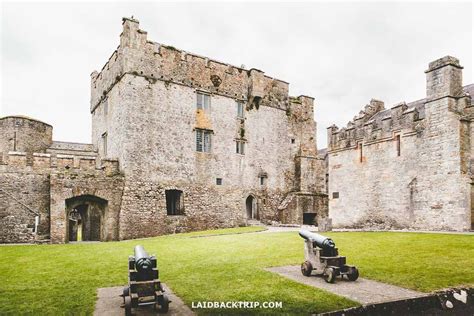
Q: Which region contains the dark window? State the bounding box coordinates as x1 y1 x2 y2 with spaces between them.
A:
196 129 212 152
102 132 108 156
197 92 210 111
291 138 295 144
13 131 17 151
260 176 266 186
303 213 317 225
332 192 339 199
396 135 401 156
104 100 108 116
166 190 184 215
236 140 245 154
359 143 363 163
216 178 223 185
237 101 244 118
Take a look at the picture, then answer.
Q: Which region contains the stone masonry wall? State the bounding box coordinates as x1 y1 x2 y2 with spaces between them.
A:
0 170 50 243
328 56 473 231
104 75 297 238
0 116 53 154
90 18 324 237
49 159 124 243
0 150 124 243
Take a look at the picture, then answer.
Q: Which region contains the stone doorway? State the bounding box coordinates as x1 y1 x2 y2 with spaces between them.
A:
246 195 258 220
66 195 107 242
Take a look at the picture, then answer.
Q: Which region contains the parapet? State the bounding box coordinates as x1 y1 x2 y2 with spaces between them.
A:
0 151 120 176
90 17 291 113
328 56 471 152
327 98 424 151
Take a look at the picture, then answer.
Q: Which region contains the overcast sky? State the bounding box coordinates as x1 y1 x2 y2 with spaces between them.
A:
1 1 472 148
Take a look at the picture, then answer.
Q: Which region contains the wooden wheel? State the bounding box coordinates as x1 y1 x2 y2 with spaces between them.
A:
124 295 132 316
347 267 359 281
301 261 313 277
323 267 336 283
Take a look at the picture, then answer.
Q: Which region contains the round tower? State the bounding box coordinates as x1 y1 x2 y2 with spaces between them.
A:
0 116 53 153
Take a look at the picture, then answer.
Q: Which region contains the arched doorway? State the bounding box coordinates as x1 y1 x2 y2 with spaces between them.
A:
66 195 107 242
246 195 258 220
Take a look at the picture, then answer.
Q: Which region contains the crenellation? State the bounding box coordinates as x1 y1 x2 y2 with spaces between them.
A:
328 55 473 231
90 17 292 114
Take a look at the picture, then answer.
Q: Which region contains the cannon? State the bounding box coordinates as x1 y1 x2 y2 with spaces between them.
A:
122 245 170 315
299 230 359 283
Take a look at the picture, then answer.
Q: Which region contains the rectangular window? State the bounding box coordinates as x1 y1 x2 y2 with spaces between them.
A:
260 176 266 186
196 129 212 152
237 101 244 118
166 190 184 215
236 140 245 155
197 92 210 111
102 132 107 156
359 142 363 163
396 135 401 156
104 100 108 116
333 192 339 199
216 178 223 185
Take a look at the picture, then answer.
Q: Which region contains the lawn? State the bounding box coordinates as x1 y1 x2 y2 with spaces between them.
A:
0 228 473 315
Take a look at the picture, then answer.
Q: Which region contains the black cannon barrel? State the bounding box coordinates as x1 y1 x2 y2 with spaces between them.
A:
299 230 335 249
134 245 152 273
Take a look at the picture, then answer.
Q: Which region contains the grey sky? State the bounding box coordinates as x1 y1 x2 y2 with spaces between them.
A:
1 1 472 148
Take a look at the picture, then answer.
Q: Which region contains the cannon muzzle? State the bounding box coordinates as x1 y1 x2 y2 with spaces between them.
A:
299 230 335 249
134 245 152 273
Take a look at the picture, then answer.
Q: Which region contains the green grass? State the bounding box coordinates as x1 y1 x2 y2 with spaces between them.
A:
177 226 266 237
0 229 473 315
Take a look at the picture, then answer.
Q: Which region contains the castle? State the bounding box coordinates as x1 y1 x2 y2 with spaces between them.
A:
0 17 327 243
328 56 474 231
1 18 473 244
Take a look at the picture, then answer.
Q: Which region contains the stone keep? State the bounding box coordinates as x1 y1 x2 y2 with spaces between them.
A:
327 56 474 231
0 17 326 243
90 17 327 240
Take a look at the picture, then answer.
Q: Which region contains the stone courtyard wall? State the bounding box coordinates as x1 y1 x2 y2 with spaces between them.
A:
328 56 473 231
0 150 124 243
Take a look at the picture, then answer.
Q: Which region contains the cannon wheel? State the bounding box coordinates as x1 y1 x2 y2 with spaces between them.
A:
155 294 170 313
301 261 313 277
347 267 359 281
122 286 129 303
124 295 132 316
323 267 336 283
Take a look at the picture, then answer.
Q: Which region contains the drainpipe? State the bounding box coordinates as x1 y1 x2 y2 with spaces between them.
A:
34 215 40 234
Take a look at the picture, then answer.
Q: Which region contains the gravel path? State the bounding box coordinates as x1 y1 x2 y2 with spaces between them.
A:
254 225 474 235
266 265 426 305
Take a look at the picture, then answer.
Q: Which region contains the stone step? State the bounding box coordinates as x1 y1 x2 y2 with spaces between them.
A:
247 219 265 226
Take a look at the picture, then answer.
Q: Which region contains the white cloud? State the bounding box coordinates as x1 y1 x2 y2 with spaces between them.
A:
1 1 472 148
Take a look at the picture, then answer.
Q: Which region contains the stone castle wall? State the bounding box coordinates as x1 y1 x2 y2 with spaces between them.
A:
0 116 53 153
327 56 473 231
0 150 124 243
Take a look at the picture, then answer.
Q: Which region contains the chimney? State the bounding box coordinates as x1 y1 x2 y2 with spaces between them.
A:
425 56 463 100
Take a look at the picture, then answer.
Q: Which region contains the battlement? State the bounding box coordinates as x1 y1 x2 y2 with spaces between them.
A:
90 17 294 113
328 56 473 152
0 151 120 174
327 98 425 151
